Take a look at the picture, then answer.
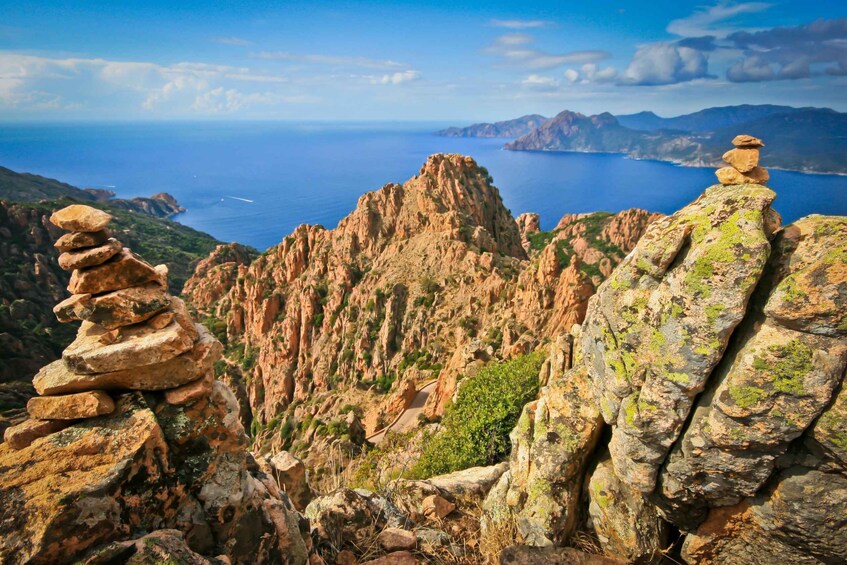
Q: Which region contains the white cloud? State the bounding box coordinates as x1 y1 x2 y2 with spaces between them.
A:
0 53 290 115
252 51 406 70
564 69 580 83
521 74 560 91
580 63 618 83
489 19 555 29
486 34 609 70
371 70 422 85
495 33 534 46
212 37 253 46
619 43 711 85
667 1 771 38
726 55 775 81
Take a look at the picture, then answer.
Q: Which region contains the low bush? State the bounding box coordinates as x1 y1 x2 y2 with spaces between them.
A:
410 351 544 478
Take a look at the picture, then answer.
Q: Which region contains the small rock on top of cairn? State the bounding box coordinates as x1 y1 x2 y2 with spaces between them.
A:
716 134 769 186
732 134 764 148
49 204 112 232
4 204 223 450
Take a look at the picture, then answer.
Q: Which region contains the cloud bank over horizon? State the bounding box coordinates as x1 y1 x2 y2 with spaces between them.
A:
0 1 845 120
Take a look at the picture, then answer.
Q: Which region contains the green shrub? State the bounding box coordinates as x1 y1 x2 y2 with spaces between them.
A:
526 230 556 251
203 315 228 346
410 352 544 478
459 316 479 337
374 372 396 393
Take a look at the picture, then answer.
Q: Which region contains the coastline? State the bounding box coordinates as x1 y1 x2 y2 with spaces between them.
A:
496 145 847 177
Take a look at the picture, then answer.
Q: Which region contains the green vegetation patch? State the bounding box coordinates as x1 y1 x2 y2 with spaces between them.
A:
410 352 544 478
526 230 557 252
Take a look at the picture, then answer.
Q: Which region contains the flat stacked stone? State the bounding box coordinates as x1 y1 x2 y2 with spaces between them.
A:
3 204 223 450
715 134 769 185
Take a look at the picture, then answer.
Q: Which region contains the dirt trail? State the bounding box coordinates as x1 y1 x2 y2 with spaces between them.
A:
367 380 438 444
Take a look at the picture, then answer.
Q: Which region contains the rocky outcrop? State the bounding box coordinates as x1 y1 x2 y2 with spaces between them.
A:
582 182 777 492
183 154 658 457
587 455 667 562
0 389 309 564
0 206 307 564
516 212 540 252
263 450 314 511
182 243 258 317
484 336 603 546
483 140 847 563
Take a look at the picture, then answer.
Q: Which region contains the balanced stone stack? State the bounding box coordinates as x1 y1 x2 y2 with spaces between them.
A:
715 134 770 185
3 204 222 449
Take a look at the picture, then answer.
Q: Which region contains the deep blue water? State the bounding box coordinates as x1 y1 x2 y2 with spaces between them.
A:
1 121 845 250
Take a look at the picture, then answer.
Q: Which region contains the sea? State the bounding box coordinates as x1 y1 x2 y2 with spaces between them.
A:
1 121 845 251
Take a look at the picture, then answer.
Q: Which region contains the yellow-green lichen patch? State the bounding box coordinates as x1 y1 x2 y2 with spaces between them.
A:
622 392 658 426
591 480 613 510
553 422 581 452
706 304 725 324
727 426 746 442
777 275 809 303
683 210 764 299
664 371 691 385
728 385 768 408
752 339 813 396
649 330 667 353
624 403 637 426
816 404 847 452
609 272 627 290
610 348 636 383
635 257 653 274
533 413 550 442
694 336 721 357
526 476 554 522
684 258 715 298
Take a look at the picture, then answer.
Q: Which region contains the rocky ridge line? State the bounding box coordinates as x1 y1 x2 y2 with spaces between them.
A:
182 154 659 469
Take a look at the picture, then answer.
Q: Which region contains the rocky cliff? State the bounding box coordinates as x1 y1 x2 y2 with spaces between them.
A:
483 166 847 562
183 154 658 461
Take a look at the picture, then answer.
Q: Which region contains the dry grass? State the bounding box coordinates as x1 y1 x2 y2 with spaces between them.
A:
478 507 520 564
570 530 603 555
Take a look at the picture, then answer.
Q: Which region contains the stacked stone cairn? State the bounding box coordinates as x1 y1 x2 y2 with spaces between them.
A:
715 134 769 185
3 204 222 449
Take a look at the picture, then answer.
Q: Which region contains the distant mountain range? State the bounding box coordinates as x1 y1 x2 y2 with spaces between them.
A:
437 114 548 138
437 105 847 174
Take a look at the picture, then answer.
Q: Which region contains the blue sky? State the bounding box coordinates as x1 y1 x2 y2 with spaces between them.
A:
1 0 846 120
